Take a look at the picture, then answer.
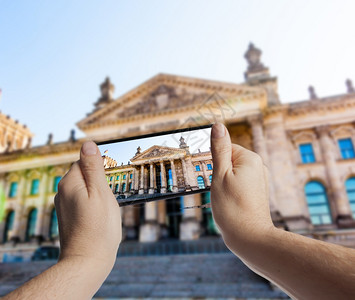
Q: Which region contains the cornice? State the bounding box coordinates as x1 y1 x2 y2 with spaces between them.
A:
0 140 84 163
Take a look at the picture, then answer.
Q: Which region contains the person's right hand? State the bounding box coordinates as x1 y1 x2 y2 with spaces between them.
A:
210 123 275 251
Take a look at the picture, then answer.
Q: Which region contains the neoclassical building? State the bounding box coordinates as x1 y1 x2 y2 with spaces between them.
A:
1 43 355 247
103 139 213 241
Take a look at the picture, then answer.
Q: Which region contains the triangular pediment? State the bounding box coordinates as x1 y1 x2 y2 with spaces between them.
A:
77 73 267 134
131 145 186 162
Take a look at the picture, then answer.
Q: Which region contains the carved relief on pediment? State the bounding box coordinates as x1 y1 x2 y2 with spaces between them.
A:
117 84 210 118
131 146 185 161
141 148 173 158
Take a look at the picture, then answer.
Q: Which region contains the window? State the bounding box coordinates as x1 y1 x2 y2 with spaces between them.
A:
338 138 355 159
115 184 119 193
30 179 40 196
53 176 61 193
195 165 201 171
123 174 126 180
116 175 120 180
122 183 126 192
346 177 355 219
167 168 173 191
110 176 113 181
3 210 15 243
25 208 38 241
130 173 133 179
304 181 332 225
8 182 18 198
209 175 212 184
299 143 316 163
109 184 112 189
129 183 132 190
207 164 212 170
49 208 58 239
197 176 205 189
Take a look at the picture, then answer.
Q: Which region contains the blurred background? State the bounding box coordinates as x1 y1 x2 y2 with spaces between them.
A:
1 1 355 299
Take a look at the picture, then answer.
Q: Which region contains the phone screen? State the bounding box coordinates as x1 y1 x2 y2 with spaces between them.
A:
96 125 213 206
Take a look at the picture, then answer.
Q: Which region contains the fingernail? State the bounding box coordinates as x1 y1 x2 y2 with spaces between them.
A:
212 123 225 138
82 141 97 155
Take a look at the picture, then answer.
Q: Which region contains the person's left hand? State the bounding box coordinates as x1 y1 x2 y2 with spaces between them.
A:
55 141 122 270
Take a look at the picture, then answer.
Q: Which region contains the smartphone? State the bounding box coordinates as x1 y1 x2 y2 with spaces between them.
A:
96 125 213 206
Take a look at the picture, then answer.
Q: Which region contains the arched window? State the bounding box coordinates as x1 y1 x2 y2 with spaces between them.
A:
209 175 212 184
3 210 15 243
122 183 126 192
115 184 119 193
49 208 58 239
304 181 332 225
26 208 38 241
345 177 355 218
129 183 132 191
197 176 205 189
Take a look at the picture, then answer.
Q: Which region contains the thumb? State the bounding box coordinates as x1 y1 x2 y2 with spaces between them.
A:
210 123 232 177
79 141 108 194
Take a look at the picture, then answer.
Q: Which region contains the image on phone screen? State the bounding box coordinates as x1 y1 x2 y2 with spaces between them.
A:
96 125 213 206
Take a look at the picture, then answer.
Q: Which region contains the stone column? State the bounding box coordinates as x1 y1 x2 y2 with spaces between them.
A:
122 205 137 239
170 159 178 192
131 169 136 193
180 194 201 240
180 158 191 191
139 201 160 242
160 160 167 193
185 156 199 190
119 172 123 193
149 163 155 194
139 165 144 194
316 126 354 227
248 115 282 227
11 174 26 243
34 170 49 243
134 167 139 191
264 114 310 231
124 172 129 194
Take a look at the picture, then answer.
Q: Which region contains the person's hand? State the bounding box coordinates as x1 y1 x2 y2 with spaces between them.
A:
210 123 274 251
55 141 122 271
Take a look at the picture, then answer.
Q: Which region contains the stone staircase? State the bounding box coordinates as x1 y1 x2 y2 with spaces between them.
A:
0 253 289 299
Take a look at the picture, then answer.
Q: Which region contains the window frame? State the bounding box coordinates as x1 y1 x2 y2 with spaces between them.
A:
299 143 316 164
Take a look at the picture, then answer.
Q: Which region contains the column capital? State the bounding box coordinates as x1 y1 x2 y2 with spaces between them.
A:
246 113 263 126
315 125 330 138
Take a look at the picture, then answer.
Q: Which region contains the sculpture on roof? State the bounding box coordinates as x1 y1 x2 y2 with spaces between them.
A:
244 43 267 73
95 77 115 110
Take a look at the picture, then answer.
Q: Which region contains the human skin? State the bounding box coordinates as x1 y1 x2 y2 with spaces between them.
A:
3 141 122 300
4 124 355 299
210 122 355 300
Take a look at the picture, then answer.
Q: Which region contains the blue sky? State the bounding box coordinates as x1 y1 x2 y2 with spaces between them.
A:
1 1 355 146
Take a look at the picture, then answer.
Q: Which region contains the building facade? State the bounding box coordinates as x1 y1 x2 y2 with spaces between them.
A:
1 43 355 247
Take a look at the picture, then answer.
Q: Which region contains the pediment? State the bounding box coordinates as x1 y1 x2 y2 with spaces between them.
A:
131 145 186 162
77 73 266 132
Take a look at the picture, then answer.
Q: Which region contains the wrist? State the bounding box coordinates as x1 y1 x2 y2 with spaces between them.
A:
222 222 277 255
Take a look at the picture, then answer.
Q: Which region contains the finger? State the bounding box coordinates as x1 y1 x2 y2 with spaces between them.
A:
79 141 108 195
57 161 87 197
210 123 232 177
